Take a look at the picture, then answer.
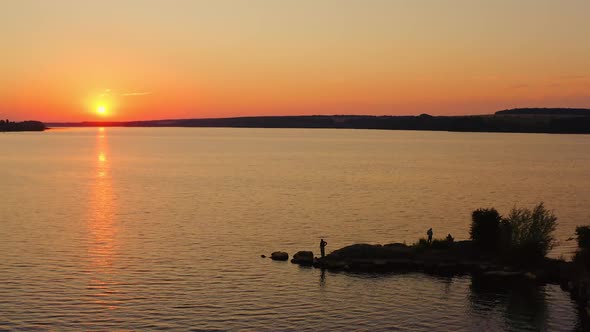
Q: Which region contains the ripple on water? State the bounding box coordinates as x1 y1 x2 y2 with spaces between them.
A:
1 128 587 330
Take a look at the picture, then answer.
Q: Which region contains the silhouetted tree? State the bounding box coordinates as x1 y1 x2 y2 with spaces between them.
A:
504 202 557 261
576 226 590 250
573 226 590 268
470 208 502 252
0 120 45 132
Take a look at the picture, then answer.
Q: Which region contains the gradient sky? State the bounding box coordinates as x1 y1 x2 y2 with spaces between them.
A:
1 0 589 121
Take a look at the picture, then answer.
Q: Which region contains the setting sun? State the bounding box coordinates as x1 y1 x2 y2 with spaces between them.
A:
96 105 107 116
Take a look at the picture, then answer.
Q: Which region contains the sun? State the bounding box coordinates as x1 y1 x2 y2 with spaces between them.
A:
96 105 107 116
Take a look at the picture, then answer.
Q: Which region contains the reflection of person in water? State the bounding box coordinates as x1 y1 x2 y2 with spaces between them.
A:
320 239 328 258
320 268 326 287
427 228 433 244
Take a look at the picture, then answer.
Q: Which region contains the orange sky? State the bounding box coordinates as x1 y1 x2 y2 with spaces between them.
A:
1 0 589 122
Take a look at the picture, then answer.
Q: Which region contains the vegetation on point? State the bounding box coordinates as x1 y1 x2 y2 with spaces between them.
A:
470 208 502 252
575 226 590 250
468 203 558 261
410 202 560 264
504 202 558 260
573 226 590 267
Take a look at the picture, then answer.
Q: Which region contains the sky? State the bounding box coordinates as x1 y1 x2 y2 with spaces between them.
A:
1 0 589 122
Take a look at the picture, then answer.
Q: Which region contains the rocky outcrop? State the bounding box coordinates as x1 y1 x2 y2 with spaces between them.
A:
328 243 416 260
271 251 289 261
310 242 574 285
271 238 590 325
291 251 314 266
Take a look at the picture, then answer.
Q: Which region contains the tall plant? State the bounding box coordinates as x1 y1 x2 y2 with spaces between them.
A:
505 202 557 259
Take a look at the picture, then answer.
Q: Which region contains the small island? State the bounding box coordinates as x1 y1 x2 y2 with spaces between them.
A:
0 119 46 132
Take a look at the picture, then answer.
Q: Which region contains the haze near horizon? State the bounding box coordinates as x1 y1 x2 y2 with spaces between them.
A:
1 0 589 122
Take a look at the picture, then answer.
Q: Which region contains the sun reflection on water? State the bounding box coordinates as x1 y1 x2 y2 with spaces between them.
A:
87 127 120 311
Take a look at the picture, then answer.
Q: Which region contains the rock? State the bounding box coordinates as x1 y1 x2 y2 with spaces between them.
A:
314 258 347 270
271 251 289 261
482 270 535 282
483 270 521 277
523 272 537 280
327 243 415 260
384 243 408 249
260 254 266 258
435 262 458 274
568 281 575 292
560 279 569 291
291 251 314 265
478 264 489 272
325 260 347 270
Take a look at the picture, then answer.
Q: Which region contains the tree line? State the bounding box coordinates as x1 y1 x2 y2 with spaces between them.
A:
0 119 45 132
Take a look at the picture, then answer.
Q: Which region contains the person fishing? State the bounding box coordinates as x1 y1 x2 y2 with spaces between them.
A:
320 239 328 258
427 228 433 244
446 233 454 243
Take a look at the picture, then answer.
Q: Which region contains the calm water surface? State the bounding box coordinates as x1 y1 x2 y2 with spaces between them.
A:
1 128 589 330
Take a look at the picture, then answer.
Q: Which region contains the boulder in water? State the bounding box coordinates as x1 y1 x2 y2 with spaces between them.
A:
291 251 314 265
271 251 289 261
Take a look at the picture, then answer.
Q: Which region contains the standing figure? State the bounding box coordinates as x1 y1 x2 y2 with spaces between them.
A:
427 228 433 244
320 239 328 258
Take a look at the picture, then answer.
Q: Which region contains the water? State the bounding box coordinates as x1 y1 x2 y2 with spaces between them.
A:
1 128 588 330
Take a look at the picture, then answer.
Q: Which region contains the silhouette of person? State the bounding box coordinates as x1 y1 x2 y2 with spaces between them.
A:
427 228 433 244
320 239 328 258
446 233 454 243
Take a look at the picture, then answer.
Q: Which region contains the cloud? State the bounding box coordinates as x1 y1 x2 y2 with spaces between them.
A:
121 92 152 97
97 89 152 98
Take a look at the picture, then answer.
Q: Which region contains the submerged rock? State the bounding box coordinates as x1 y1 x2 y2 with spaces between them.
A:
291 251 314 265
271 251 289 261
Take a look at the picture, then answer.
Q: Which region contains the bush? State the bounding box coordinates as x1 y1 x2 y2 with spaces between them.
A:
499 218 513 250
504 202 557 260
576 226 590 250
470 208 502 252
414 238 429 249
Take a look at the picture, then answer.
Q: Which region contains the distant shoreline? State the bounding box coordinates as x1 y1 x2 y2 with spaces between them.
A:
0 120 45 132
44 108 590 134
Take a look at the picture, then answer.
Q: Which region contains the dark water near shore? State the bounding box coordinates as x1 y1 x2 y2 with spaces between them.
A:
1 128 589 330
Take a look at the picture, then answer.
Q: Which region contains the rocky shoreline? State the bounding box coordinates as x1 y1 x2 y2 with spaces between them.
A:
268 241 590 313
